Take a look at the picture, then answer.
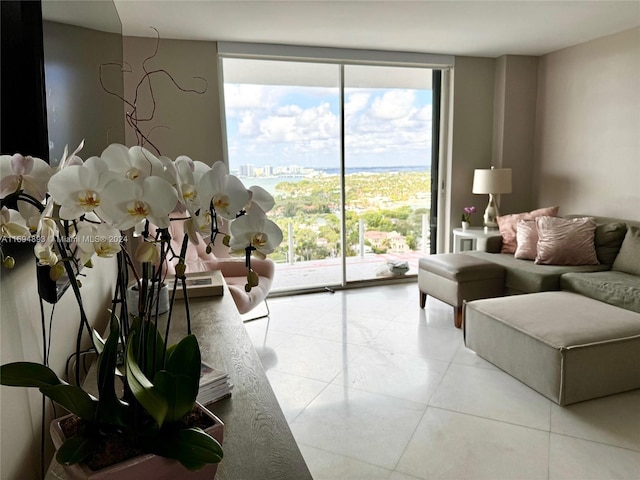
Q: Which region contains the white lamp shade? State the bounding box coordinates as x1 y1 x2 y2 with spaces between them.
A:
472 168 512 195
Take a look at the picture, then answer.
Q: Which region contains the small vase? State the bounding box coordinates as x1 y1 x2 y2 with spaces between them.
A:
126 280 170 315
461 221 470 231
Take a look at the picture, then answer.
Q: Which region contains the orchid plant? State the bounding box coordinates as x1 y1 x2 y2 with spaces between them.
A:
0 142 283 472
461 206 476 223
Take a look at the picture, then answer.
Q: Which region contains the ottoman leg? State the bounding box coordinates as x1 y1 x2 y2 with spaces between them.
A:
420 291 427 308
455 307 463 329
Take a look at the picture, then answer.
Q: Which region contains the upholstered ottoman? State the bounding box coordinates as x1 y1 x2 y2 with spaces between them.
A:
419 254 505 328
465 291 640 405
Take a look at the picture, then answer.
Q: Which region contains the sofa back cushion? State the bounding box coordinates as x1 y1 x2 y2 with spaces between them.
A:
535 216 599 266
594 222 628 267
497 206 559 254
514 220 538 260
612 226 640 275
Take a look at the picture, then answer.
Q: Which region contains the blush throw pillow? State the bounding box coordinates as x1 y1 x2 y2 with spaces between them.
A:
535 216 599 266
497 206 560 254
514 220 538 260
611 226 640 275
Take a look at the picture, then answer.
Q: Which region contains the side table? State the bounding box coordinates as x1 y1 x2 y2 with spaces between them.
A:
452 227 502 253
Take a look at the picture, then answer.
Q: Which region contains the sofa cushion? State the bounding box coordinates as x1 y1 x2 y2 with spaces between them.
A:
497 206 559 254
514 219 537 260
464 251 609 294
561 271 640 313
535 216 598 266
594 222 627 267
612 226 640 276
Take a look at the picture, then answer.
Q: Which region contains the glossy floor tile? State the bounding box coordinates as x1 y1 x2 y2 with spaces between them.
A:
396 408 549 480
246 283 640 479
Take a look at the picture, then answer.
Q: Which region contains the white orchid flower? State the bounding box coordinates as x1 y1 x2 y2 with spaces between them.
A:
175 156 200 212
17 201 41 232
99 176 178 230
0 206 30 239
0 154 52 200
34 243 59 267
75 223 122 266
134 241 160 264
198 161 249 220
247 185 275 213
56 140 85 169
32 212 59 267
229 207 283 258
37 216 58 247
47 157 110 221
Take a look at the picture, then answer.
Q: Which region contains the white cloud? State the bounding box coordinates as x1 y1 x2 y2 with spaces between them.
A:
256 102 339 144
369 90 416 120
345 92 370 117
225 83 432 166
237 111 259 136
223 84 281 113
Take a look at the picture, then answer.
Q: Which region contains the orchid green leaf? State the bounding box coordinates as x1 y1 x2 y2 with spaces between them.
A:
55 434 98 466
95 315 129 427
165 334 200 385
125 334 168 427
153 427 223 470
0 362 62 388
40 385 97 421
153 371 197 423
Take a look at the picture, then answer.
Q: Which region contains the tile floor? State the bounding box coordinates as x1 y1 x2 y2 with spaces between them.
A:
243 282 640 480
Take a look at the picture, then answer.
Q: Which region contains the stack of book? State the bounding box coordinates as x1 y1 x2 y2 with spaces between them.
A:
197 361 233 405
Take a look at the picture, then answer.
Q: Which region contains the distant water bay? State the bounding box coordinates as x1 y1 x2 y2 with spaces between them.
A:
239 165 429 195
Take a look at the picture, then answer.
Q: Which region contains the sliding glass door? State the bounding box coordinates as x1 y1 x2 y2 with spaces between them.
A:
221 57 437 292
343 65 433 282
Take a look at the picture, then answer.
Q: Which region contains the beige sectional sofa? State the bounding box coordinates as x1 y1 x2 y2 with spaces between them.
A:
459 216 640 405
463 216 640 312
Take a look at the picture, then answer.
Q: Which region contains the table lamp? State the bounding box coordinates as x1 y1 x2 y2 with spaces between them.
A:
472 167 512 228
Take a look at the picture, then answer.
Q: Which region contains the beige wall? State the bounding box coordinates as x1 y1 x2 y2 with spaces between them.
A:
122 36 224 164
493 55 539 214
447 56 496 249
533 27 640 220
43 21 125 161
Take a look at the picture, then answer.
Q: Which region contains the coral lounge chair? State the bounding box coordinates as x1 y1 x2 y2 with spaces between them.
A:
165 220 274 316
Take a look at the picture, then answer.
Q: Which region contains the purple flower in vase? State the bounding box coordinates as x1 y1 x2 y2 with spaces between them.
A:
462 206 476 223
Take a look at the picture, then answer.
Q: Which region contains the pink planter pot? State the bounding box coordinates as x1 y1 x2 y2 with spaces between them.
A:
50 403 223 480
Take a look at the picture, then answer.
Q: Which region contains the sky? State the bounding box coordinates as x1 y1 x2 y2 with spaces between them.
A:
223 83 433 170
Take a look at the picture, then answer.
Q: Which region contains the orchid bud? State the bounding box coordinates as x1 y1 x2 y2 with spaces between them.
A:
247 269 259 287
205 244 212 255
222 234 231 247
244 283 252 293
3 256 15 269
175 263 186 278
134 242 160 264
49 263 65 281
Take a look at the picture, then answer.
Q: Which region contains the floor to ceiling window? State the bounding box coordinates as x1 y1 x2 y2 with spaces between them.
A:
219 45 450 292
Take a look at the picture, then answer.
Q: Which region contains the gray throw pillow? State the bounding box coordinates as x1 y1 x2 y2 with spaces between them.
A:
594 222 627 267
612 226 640 275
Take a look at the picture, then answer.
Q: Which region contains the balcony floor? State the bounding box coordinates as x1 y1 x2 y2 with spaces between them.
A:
271 251 427 292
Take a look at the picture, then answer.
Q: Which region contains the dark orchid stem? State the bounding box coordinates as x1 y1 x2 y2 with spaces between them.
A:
164 231 191 363
245 245 255 269
0 190 44 212
56 239 94 386
113 251 128 339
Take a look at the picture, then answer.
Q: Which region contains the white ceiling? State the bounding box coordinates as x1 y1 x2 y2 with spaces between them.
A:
108 0 640 58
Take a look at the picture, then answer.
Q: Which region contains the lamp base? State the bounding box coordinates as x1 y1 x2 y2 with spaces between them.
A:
483 194 500 229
